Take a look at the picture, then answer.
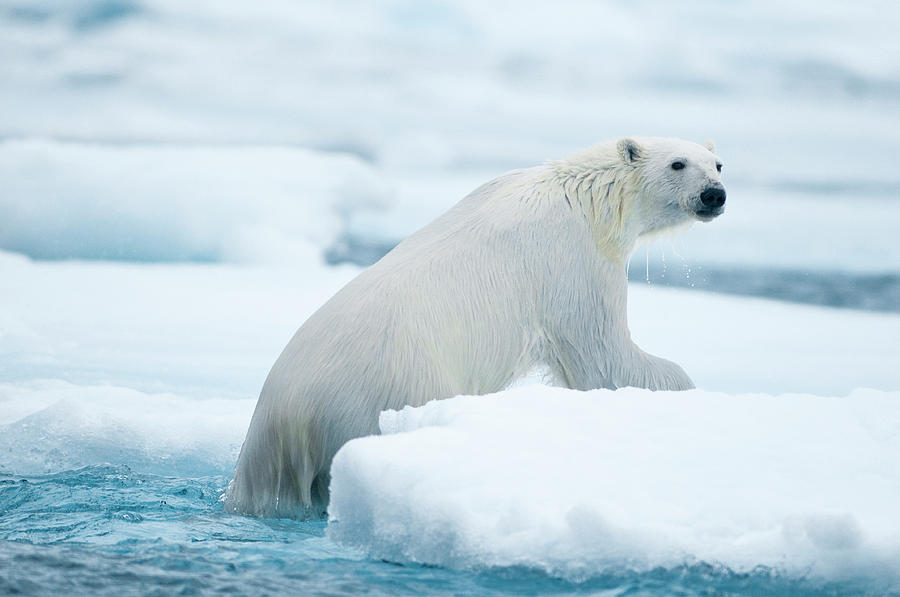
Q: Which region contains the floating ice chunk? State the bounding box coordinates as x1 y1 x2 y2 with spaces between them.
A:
328 386 900 581
0 139 391 264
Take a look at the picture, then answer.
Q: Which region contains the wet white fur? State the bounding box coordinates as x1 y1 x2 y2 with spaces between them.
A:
225 137 725 518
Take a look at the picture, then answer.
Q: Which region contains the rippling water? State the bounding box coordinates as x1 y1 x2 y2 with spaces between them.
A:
1 466 894 596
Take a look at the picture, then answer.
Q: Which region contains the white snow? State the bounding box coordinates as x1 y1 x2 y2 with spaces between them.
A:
627 286 900 396
0 250 359 398
328 385 900 580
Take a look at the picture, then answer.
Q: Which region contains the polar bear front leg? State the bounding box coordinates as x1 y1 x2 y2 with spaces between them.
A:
544 279 694 392
614 345 695 391
551 331 694 392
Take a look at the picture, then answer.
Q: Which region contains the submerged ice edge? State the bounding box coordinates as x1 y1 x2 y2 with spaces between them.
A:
0 380 257 478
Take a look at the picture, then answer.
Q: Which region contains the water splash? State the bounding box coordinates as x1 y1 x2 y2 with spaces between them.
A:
645 247 651 285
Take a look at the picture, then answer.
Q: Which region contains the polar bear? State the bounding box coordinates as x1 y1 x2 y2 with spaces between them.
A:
225 137 726 518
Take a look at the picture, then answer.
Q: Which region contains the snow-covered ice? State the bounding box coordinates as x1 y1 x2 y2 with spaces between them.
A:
0 380 254 477
0 250 359 397
0 140 390 263
627 286 900 396
328 386 900 581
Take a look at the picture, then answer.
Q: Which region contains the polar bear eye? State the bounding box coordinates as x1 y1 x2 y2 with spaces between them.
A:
671 161 685 171
716 163 723 172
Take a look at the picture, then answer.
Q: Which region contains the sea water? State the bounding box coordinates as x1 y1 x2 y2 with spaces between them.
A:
2 465 895 596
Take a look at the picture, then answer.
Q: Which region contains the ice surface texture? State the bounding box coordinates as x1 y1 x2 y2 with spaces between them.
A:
328 386 900 581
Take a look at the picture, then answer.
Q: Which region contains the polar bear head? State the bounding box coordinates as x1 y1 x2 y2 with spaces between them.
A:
616 136 726 234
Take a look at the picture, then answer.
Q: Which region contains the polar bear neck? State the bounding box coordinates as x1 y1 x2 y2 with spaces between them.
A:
553 147 647 264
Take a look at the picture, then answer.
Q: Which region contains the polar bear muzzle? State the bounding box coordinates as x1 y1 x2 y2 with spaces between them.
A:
694 184 726 220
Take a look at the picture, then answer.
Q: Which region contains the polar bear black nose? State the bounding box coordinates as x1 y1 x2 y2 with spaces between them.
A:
700 187 726 208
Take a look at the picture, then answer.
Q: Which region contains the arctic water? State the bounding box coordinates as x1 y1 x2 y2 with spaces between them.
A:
1 466 891 597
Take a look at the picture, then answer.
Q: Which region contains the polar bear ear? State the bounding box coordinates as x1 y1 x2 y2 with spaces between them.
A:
617 138 643 165
703 139 717 154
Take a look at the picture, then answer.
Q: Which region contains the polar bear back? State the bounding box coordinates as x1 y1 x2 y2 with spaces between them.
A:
266 165 600 411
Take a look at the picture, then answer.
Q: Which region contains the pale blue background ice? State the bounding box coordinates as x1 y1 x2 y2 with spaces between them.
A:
2 0 899 309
